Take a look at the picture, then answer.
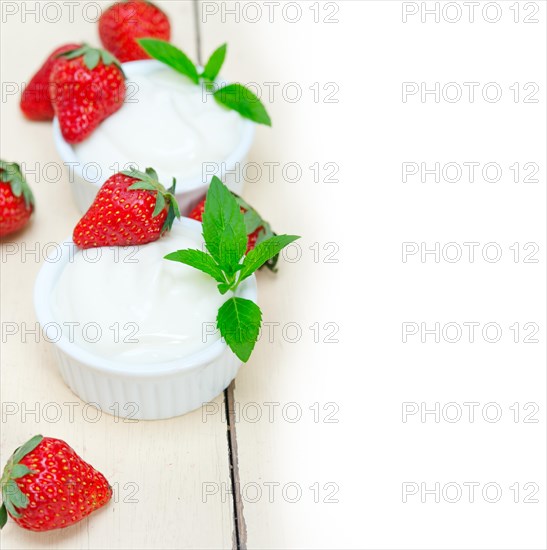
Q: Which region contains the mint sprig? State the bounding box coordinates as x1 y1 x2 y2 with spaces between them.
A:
201 176 248 278
137 39 199 84
202 43 227 81
217 297 262 363
137 39 271 126
213 84 271 127
165 177 299 361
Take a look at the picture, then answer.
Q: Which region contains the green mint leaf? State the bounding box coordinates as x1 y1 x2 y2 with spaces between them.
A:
10 465 34 479
238 235 300 285
165 249 226 284
202 43 227 81
214 83 272 126
218 282 232 295
217 297 262 362
202 177 247 277
138 39 199 84
12 435 42 464
0 503 7 529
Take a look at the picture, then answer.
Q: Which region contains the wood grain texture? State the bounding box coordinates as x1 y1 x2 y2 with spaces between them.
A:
196 4 347 547
0 2 234 548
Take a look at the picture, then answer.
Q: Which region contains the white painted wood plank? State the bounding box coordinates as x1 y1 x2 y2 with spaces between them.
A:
197 3 348 547
0 3 234 548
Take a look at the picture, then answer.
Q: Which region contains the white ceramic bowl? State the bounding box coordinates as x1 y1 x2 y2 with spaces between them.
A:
34 218 257 420
53 60 256 215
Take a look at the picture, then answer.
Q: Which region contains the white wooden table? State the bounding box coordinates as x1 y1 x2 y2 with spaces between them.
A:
1 1 336 548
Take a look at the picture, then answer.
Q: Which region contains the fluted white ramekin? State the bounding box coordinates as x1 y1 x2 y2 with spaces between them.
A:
52 60 255 214
34 218 257 420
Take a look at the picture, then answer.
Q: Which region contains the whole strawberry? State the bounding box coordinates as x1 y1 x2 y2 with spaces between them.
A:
73 168 180 248
189 193 280 271
99 0 171 63
0 161 35 238
50 45 126 144
0 435 111 532
20 43 81 121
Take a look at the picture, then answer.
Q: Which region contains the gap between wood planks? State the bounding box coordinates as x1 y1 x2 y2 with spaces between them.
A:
224 382 248 549
191 2 247 548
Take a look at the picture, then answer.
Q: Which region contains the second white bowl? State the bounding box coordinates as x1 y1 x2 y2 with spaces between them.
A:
53 60 256 214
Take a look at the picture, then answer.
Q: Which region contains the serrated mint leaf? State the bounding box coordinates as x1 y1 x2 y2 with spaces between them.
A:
218 282 232 295
165 249 226 284
217 297 262 362
202 43 227 81
138 39 199 84
238 235 300 285
214 83 272 126
202 177 247 277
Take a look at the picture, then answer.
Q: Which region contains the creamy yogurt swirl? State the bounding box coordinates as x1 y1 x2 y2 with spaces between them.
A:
51 222 228 364
74 61 246 188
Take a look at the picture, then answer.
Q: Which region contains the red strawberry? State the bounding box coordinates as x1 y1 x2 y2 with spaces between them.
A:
73 168 180 248
189 193 279 271
99 0 171 63
0 435 111 532
0 161 35 238
20 43 81 121
50 45 126 144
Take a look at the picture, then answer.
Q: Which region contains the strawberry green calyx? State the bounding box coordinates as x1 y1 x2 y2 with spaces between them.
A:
122 167 181 233
0 435 43 529
59 44 125 74
0 160 35 209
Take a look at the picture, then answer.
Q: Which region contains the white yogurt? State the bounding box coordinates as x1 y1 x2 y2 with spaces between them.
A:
51 222 227 364
74 62 245 188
